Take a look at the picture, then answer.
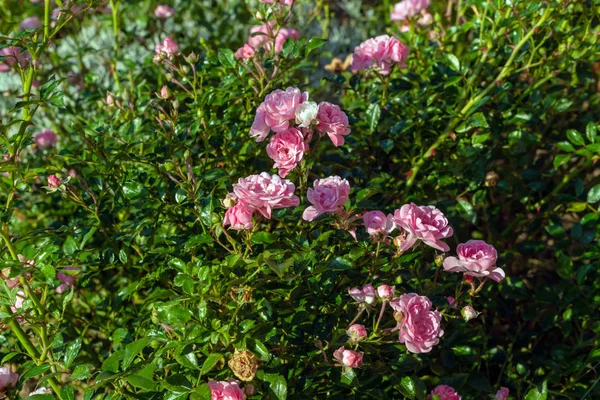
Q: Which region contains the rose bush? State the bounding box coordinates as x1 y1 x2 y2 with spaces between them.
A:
0 0 598 399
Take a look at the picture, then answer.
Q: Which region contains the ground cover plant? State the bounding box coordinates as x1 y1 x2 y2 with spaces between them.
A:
0 0 599 399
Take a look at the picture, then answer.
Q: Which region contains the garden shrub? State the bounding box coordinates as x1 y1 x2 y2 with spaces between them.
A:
0 0 598 399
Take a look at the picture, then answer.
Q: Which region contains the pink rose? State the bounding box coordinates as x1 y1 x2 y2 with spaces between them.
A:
351 35 410 75
295 101 318 128
207 380 245 400
0 367 18 391
56 267 79 294
20 17 41 30
391 0 430 21
154 5 175 19
495 387 509 400
363 211 394 236
0 47 31 72
446 296 455 307
155 37 179 57
248 22 276 50
302 176 350 221
223 202 254 231
250 87 309 142
47 175 61 188
35 129 58 148
232 172 299 218
333 346 363 368
427 385 461 400
376 284 395 299
348 284 376 305
266 128 307 178
391 293 443 353
315 102 351 147
234 44 255 61
260 0 294 4
442 240 504 282
347 324 368 342
389 203 453 252
272 28 300 53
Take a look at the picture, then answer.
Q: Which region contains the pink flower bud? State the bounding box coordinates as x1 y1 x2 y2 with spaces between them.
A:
377 284 395 299
154 5 175 19
333 346 363 368
495 387 509 400
47 175 61 188
347 324 368 342
461 305 480 322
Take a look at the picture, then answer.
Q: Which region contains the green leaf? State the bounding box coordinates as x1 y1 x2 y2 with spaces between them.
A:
102 350 123 373
553 154 570 169
556 141 575 152
524 381 548 400
587 184 600 203
60 385 75 400
64 338 82 369
445 53 460 71
121 182 146 199
123 338 152 370
218 48 237 68
191 384 212 400
586 122 597 143
556 251 573 280
252 231 276 245
20 364 52 381
305 38 327 57
456 199 477 224
566 129 585 146
366 103 381 133
126 374 156 391
69 364 91 381
263 373 287 400
400 376 417 399
28 395 54 400
200 353 222 375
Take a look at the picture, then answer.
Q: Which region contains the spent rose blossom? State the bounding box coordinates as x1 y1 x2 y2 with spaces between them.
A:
154 5 175 19
20 17 41 30
207 380 245 400
443 240 505 282
363 211 395 236
377 284 395 299
427 384 461 400
302 176 350 221
0 46 31 72
392 293 443 353
232 172 299 218
333 346 363 368
47 175 61 189
294 101 318 128
348 284 376 305
495 387 509 400
389 203 453 252
351 35 410 75
234 44 255 61
35 129 58 148
391 0 430 21
155 37 179 57
315 102 351 146
250 87 309 142
347 324 368 342
266 128 307 178
223 202 254 231
0 367 18 391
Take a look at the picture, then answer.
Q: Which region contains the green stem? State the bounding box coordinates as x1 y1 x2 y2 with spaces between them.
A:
0 229 18 260
109 0 122 91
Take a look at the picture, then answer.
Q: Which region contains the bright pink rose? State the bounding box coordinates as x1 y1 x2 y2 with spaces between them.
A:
232 172 299 218
248 22 276 50
315 102 351 146
266 128 307 178
272 28 300 53
347 324 368 342
377 284 395 299
443 240 504 282
154 5 175 19
302 176 350 221
234 44 255 61
427 385 461 400
495 387 509 400
250 87 309 142
20 17 41 30
333 346 363 368
47 175 61 188
389 203 453 252
0 367 18 391
0 47 31 72
363 211 394 236
391 0 430 21
207 380 245 400
392 293 443 353
223 202 254 231
351 35 410 75
348 284 376 305
56 267 79 294
260 0 294 4
35 129 58 148
155 37 179 57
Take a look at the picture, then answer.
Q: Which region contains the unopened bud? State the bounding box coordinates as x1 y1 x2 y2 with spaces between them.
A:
185 52 199 64
485 171 499 187
255 10 263 20
106 92 115 106
434 254 444 267
461 305 480 322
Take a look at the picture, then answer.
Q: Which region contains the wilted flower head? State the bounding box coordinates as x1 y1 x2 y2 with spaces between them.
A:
228 349 259 382
333 346 363 368
389 203 453 252
303 176 350 221
443 240 505 282
351 35 409 75
348 284 376 305
154 5 175 19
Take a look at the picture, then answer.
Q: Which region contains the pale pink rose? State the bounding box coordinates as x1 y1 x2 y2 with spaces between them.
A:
392 293 443 353
0 47 31 72
363 211 395 236
272 28 300 54
315 102 351 147
155 37 179 57
20 17 41 30
232 172 299 218
47 175 61 188
391 0 430 21
266 128 307 178
427 385 461 400
56 267 79 294
234 44 255 61
207 380 245 400
260 0 294 4
377 284 395 299
443 240 504 282
302 176 350 221
248 22 276 50
348 284 376 305
351 35 410 75
223 202 254 231
495 387 509 400
333 346 363 368
0 367 18 391
35 129 58 148
154 5 175 19
250 87 309 142
347 324 368 342
295 101 318 128
389 203 453 252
